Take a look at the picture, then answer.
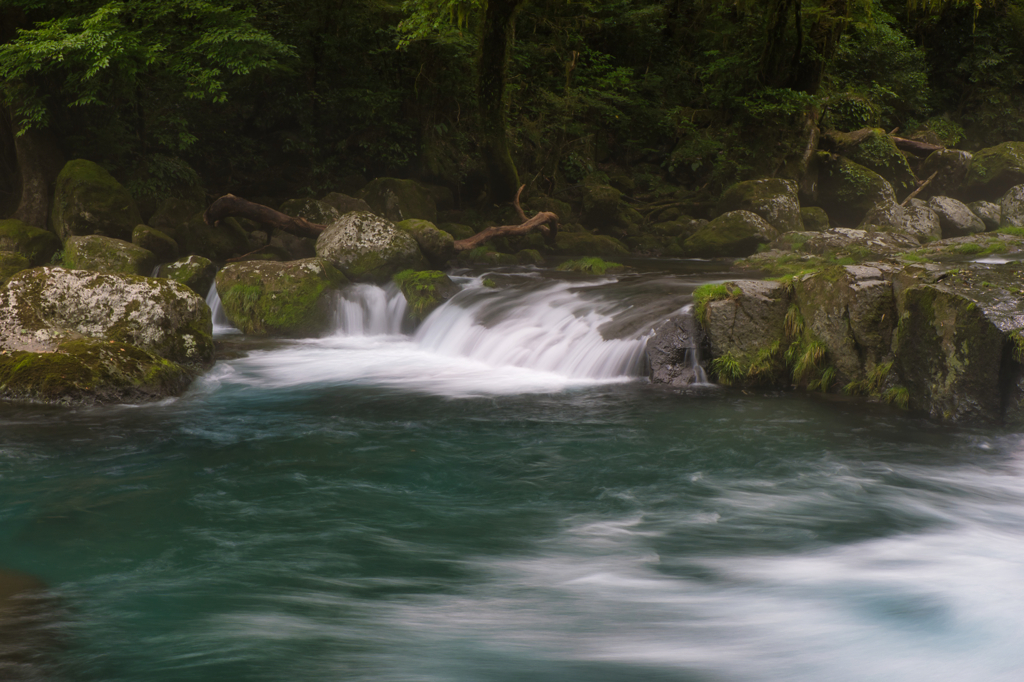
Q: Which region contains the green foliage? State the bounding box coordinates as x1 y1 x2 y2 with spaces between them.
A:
693 282 735 326
1010 330 1024 364
555 257 623 275
883 386 910 409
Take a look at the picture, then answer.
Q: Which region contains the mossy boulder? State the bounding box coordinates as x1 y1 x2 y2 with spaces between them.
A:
552 232 629 257
861 201 942 243
269 229 317 261
178 212 250 262
717 178 802 233
64 235 157 275
280 198 342 225
800 207 830 232
157 255 217 297
680 210 779 258
359 178 437 223
816 155 896 227
920 149 972 198
395 219 455 268
132 224 179 263
320 192 371 216
316 212 429 283
999 185 1024 227
215 258 348 337
0 252 30 286
962 142 1024 201
0 267 213 405
0 219 62 266
524 196 572 223
793 265 897 388
457 247 517 266
516 248 545 265
148 197 203 243
702 280 792 386
826 129 917 194
438 223 476 241
50 160 142 243
393 269 460 322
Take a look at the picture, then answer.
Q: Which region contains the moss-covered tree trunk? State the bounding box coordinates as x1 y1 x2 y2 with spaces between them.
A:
478 0 526 204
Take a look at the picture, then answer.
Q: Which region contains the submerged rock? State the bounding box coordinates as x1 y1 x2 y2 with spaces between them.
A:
646 312 708 387
393 269 460 322
215 257 348 336
50 160 142 243
0 268 213 405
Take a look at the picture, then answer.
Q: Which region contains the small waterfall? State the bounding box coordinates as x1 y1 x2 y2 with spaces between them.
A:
205 283 239 335
332 283 407 336
646 303 710 387
414 278 652 379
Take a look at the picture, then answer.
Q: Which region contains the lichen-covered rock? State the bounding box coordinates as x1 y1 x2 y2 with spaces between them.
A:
132 224 179 263
800 207 830 232
359 178 437 223
962 142 1024 201
64 235 157 276
0 267 213 405
50 160 142 243
320 192 371 216
0 219 62 266
716 178 802 233
157 255 216 296
969 200 1001 230
862 201 942 243
919 149 972 198
703 280 791 369
680 210 779 258
646 312 707 388
393 269 460 322
280 198 342 224
552 232 629 256
315 212 429 283
798 228 919 258
395 219 455 268
816 155 896 227
999 185 1024 227
215 258 348 336
0 252 30 286
793 265 897 387
928 196 986 237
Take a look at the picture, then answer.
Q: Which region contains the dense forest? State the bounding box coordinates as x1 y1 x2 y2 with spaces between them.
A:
1 0 1021 219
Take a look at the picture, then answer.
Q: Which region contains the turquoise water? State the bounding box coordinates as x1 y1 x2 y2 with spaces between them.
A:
3 269 1024 681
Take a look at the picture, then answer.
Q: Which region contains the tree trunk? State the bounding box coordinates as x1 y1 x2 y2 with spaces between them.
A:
478 0 526 204
0 105 65 228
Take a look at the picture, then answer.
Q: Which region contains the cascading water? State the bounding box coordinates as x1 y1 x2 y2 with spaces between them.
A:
209 271 694 397
205 283 239 334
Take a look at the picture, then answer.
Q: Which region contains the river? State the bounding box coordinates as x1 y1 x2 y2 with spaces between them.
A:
2 264 1023 681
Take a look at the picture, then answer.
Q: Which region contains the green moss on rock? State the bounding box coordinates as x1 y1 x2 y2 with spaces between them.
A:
964 142 1024 201
0 252 30 286
395 219 455 268
132 224 179 263
680 210 779 258
157 255 217 296
64 235 157 275
50 159 142 243
215 258 348 336
359 178 437 223
393 269 460 322
0 219 62 266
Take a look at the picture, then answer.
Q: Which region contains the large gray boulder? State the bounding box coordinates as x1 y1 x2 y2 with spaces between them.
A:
702 279 791 386
928 196 986 237
800 228 919 257
50 160 142 243
215 258 348 337
0 267 213 405
862 201 942 243
716 178 802 233
646 312 708 388
680 210 779 258
999 185 1024 227
969 200 1002 231
316 211 429 283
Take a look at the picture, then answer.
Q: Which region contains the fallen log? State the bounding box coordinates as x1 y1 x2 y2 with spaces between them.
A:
892 136 944 157
452 185 558 252
204 185 559 257
204 194 325 239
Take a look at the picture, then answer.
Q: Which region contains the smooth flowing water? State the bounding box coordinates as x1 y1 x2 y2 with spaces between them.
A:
3 266 1024 682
